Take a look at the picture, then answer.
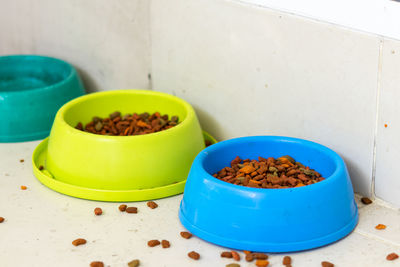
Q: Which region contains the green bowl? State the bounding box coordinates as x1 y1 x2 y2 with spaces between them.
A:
32 89 216 201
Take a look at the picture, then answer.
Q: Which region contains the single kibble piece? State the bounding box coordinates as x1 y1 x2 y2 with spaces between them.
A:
127 259 140 267
147 201 158 209
245 254 254 262
0 217 4 223
119 204 127 212
126 207 138 213
20 159 24 163
361 197 372 205
72 238 87 246
39 165 44 170
90 261 104 267
243 250 252 255
253 253 268 260
188 251 200 260
283 256 292 265
231 251 240 261
161 240 170 248
94 208 102 216
147 240 161 247
226 264 240 267
180 231 193 239
221 251 233 258
375 224 386 230
20 185 27 190
321 261 334 267
386 253 399 261
255 260 269 267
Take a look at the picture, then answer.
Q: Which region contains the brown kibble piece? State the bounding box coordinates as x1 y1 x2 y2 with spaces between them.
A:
321 261 334 267
255 259 269 267
361 197 372 205
127 259 140 267
0 217 4 223
386 253 399 261
221 251 233 258
72 238 87 246
119 204 127 212
283 256 291 265
94 207 102 216
20 159 24 163
180 231 193 239
245 253 254 262
147 201 158 209
39 165 44 170
147 240 160 247
253 253 268 260
126 207 138 213
375 224 386 230
90 261 104 267
243 250 251 255
231 251 240 261
188 251 200 260
226 264 240 267
20 185 27 190
161 240 170 248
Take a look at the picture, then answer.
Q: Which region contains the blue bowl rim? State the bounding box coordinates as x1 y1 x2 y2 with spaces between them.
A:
195 135 346 192
0 54 76 95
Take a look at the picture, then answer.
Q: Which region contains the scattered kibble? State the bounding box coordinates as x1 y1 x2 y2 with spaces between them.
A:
386 253 399 261
126 207 138 214
147 201 158 209
90 261 104 267
243 250 251 255
255 259 269 267
245 254 254 262
205 140 212 147
20 159 24 163
127 259 140 267
39 165 44 170
72 238 87 246
188 251 200 260
361 197 373 205
221 252 233 258
180 231 193 239
119 204 127 212
94 207 102 216
375 224 386 230
20 185 27 190
161 240 170 248
321 261 334 267
231 251 240 261
385 124 388 128
0 217 4 223
147 240 161 247
253 253 268 260
214 155 324 189
283 256 292 265
75 111 179 136
226 264 240 267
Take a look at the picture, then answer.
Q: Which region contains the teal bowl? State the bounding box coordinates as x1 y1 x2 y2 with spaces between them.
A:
0 55 85 142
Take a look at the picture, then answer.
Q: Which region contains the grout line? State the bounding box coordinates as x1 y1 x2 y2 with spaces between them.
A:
370 39 384 199
355 228 400 248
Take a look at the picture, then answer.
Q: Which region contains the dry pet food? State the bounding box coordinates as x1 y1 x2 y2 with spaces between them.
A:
253 253 268 260
128 259 140 267
75 111 179 136
361 197 373 205
72 238 87 246
90 261 104 267
245 254 254 262
386 253 399 261
283 256 292 265
147 240 161 247
119 204 127 212
255 260 269 267
226 264 240 267
180 231 193 239
20 159 24 163
39 165 44 170
231 251 240 261
147 201 158 209
213 155 324 189
375 224 386 230
221 252 233 258
161 240 170 248
94 207 102 216
20 185 27 190
188 251 200 260
0 217 4 223
321 261 334 267
126 207 138 214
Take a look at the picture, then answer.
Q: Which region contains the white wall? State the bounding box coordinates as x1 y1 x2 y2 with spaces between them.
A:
0 0 151 92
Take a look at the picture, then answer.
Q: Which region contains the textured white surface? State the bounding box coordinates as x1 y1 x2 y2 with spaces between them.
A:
151 0 380 197
1 141 400 267
0 0 151 92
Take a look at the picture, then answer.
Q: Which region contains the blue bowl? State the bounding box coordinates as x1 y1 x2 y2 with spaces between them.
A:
179 136 358 252
0 55 85 142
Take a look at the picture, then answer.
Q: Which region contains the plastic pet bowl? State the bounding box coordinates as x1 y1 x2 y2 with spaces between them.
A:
0 55 85 142
32 89 216 202
179 136 358 252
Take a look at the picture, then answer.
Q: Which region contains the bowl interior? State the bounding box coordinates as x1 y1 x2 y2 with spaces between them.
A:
63 91 189 130
202 137 338 181
0 55 71 93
